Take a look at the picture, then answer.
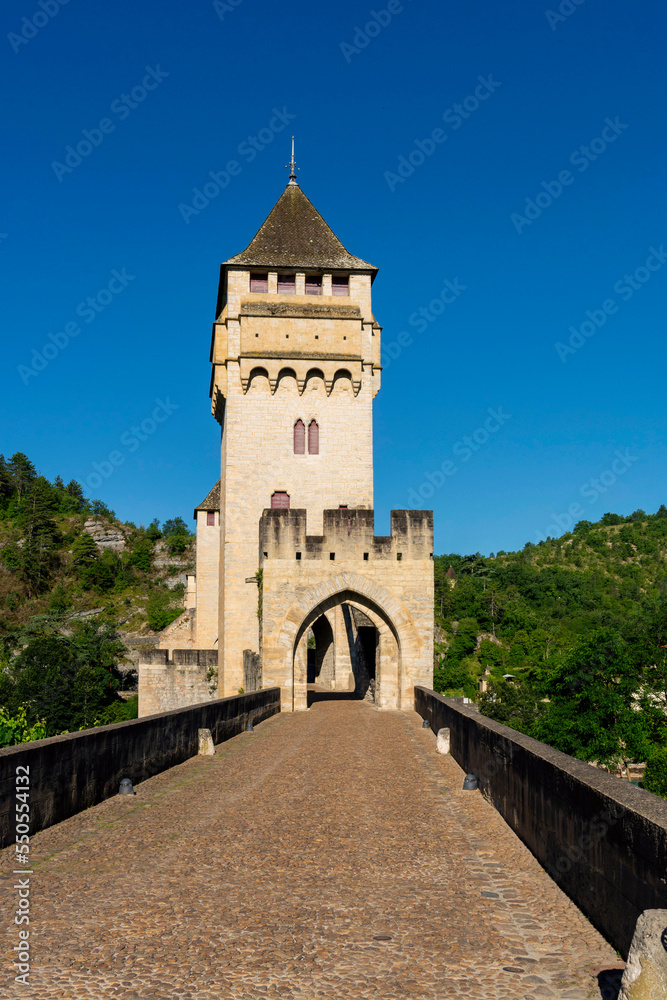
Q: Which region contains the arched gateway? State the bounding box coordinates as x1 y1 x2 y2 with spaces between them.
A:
260 510 434 711
138 151 434 716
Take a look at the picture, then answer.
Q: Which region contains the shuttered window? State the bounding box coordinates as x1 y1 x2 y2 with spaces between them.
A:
206 511 215 526
278 274 296 294
305 275 322 295
271 492 290 509
250 272 268 293
294 419 305 454
332 275 349 296
308 420 319 455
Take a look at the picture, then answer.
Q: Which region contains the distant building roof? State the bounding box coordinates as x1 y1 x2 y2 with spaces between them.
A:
445 565 456 579
222 183 377 274
194 480 220 517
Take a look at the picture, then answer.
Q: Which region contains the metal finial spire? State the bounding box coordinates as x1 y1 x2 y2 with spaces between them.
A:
286 136 299 185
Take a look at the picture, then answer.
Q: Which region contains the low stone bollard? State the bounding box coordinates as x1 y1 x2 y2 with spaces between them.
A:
198 729 215 756
436 728 450 754
619 908 667 998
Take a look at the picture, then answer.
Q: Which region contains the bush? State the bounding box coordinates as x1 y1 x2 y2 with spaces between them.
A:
644 747 667 798
146 590 182 631
129 538 154 572
0 705 47 746
95 694 138 726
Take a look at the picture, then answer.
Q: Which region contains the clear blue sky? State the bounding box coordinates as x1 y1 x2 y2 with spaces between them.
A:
2 0 666 555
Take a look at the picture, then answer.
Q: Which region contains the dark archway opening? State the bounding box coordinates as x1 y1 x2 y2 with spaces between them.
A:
306 615 334 685
306 605 378 706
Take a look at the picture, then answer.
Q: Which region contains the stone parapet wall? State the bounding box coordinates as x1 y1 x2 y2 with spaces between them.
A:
0 688 281 849
260 507 433 561
415 687 667 957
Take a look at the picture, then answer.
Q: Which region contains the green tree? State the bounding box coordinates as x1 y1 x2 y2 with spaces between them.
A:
146 518 162 541
479 638 505 675
449 617 479 659
0 454 12 508
8 453 36 500
90 499 115 520
433 658 478 700
65 479 86 510
17 477 60 595
162 516 193 555
534 629 650 769
2 619 127 734
643 748 667 798
478 677 544 735
130 537 155 572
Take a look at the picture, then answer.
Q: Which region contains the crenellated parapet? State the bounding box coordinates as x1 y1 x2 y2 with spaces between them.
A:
138 648 218 717
259 508 433 563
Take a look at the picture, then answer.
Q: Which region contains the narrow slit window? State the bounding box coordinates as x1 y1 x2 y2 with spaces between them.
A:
308 420 319 455
206 511 215 526
271 492 290 509
293 419 305 454
305 275 322 296
278 273 296 294
250 272 268 293
294 420 306 455
332 275 349 296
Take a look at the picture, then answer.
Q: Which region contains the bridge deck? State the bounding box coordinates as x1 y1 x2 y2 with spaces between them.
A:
1 701 622 999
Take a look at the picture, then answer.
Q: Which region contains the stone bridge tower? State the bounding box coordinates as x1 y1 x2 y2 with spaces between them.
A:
139 154 434 716
211 159 391 701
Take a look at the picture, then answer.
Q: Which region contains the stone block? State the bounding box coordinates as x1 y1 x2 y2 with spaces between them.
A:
619 909 667 999
198 729 215 755
436 727 450 754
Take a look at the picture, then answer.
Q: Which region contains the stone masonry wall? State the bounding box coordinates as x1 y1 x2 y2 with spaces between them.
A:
194 508 219 648
261 509 434 711
415 687 667 958
214 272 380 700
138 649 218 717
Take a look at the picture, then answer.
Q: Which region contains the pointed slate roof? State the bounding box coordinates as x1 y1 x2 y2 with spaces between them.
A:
194 480 220 517
223 184 377 273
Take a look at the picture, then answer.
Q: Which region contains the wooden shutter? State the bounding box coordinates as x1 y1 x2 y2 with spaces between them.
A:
278 274 296 294
305 275 322 295
308 420 319 455
271 492 290 509
332 275 349 296
250 272 268 293
206 511 215 526
293 420 305 454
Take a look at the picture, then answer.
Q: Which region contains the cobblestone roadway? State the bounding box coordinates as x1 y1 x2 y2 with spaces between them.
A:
2 702 623 999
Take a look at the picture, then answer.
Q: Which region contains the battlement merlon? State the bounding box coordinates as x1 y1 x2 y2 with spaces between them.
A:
142 649 218 667
259 508 433 562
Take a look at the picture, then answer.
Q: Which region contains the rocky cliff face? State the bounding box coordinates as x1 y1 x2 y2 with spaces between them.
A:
83 519 128 552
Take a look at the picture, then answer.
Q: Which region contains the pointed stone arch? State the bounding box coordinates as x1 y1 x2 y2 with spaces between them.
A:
266 572 421 712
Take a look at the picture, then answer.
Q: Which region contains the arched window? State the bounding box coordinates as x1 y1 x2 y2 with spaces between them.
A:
308 420 319 455
271 492 290 509
293 419 305 454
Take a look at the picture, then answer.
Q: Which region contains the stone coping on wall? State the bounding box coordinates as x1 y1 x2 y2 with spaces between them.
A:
0 688 281 849
415 687 667 958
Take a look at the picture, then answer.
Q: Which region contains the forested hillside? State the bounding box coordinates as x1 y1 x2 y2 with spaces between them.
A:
434 505 667 793
0 452 194 741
